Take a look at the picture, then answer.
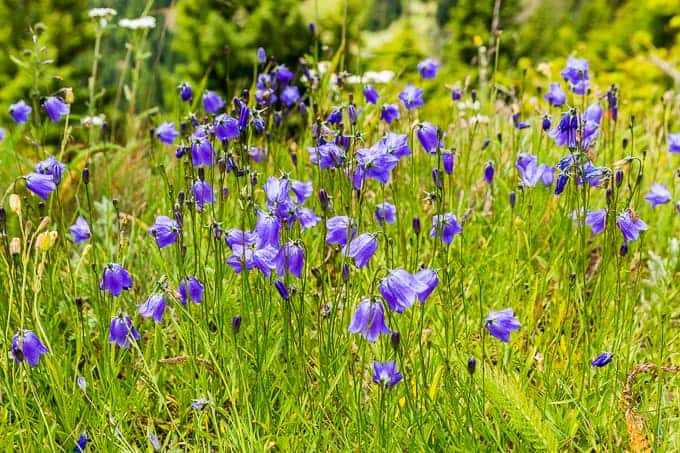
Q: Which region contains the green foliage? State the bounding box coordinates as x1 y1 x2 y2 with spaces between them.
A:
0 0 91 110
172 0 309 95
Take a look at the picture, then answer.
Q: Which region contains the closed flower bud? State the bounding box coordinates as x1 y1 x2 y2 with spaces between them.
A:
9 194 21 214
615 169 624 187
231 315 242 334
509 191 517 207
342 263 350 282
10 237 20 256
620 243 628 256
63 88 75 104
83 167 90 185
467 356 477 375
412 216 421 235
391 331 401 351
274 279 290 300
318 189 330 210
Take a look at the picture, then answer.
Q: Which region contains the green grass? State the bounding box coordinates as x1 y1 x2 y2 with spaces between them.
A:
0 12 679 453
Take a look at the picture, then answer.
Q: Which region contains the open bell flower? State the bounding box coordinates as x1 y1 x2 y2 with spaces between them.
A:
12 329 49 367
485 308 521 342
348 298 391 343
148 216 180 248
372 360 403 389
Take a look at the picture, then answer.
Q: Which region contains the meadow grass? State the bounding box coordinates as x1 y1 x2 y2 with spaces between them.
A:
0 12 679 452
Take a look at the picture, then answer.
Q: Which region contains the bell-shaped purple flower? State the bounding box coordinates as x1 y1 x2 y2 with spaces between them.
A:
554 173 569 195
156 122 179 144
417 122 438 154
274 279 290 300
326 107 343 125
280 85 300 107
485 308 521 342
43 96 69 123
644 183 671 208
484 161 495 184
512 113 530 130
591 352 613 368
417 58 439 79
616 210 648 243
373 360 403 388
10 100 32 123
291 179 313 204
549 111 579 148
192 180 214 210
69 216 91 243
398 84 424 110
348 298 391 342
363 85 379 104
202 90 224 113
190 136 215 167
178 82 192 102
353 145 399 189
100 263 133 297
429 213 462 245
668 133 680 153
585 209 607 235
276 241 304 278
560 56 590 95
214 114 240 142
379 269 427 313
257 47 266 63
148 215 180 248
544 83 566 107
326 215 356 247
12 329 49 367
344 233 378 268
35 155 67 184
375 202 396 226
138 293 167 323
414 268 438 303
273 65 294 84
108 315 141 348
442 151 455 174
178 276 204 304
73 433 88 452
308 143 346 169
379 133 410 159
380 103 400 124
25 172 56 200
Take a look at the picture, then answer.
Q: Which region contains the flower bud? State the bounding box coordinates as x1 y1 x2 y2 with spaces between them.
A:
10 237 20 256
9 194 21 215
467 356 477 375
231 315 242 334
412 216 421 235
509 191 517 208
391 331 401 351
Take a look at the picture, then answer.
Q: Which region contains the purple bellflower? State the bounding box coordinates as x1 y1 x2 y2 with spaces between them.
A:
12 330 48 367
417 58 439 79
379 269 428 313
100 263 133 297
373 361 403 388
43 96 69 122
108 315 141 348
203 90 224 113
544 83 566 107
156 122 179 144
380 103 400 124
69 216 91 243
591 352 613 367
177 276 204 304
616 210 648 243
348 298 391 342
429 213 462 245
148 216 180 248
485 308 521 342
644 183 671 208
375 202 397 226
363 85 379 104
344 233 378 268
138 293 167 323
9 100 32 123
398 84 424 110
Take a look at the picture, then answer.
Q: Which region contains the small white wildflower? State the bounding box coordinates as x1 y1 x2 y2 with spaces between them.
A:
119 16 156 30
88 8 117 19
362 70 394 84
81 114 106 128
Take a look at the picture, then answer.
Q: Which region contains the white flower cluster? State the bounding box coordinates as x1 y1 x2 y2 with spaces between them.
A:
88 8 117 28
119 16 156 30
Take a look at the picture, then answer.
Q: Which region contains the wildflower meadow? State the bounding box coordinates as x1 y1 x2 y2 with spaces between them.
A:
0 1 679 451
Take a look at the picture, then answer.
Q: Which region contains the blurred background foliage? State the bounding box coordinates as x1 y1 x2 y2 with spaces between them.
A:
0 0 679 124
